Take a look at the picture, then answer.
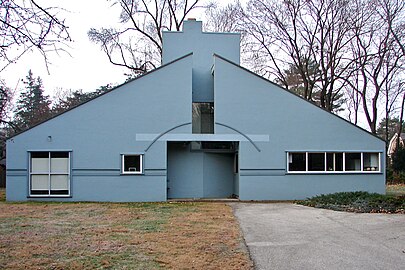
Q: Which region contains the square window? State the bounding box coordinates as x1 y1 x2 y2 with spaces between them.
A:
122 155 143 174
30 151 70 197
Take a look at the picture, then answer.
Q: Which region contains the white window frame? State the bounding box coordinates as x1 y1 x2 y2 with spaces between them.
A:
29 151 71 197
121 154 143 174
287 152 381 174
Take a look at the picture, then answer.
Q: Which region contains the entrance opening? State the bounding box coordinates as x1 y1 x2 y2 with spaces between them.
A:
167 141 239 199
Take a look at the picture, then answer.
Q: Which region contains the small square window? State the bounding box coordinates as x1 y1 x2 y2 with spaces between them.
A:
122 155 143 174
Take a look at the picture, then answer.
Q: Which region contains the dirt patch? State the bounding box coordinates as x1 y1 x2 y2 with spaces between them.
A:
0 194 252 269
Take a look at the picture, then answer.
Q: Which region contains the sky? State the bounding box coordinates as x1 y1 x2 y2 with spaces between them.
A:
1 0 374 130
2 0 210 98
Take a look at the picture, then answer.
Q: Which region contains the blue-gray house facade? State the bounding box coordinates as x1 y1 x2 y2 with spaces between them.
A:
6 20 385 202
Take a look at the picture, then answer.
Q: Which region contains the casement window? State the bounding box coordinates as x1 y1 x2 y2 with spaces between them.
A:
287 152 380 173
121 154 143 174
29 152 70 196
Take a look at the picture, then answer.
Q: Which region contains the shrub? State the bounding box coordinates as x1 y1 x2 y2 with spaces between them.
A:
297 191 405 214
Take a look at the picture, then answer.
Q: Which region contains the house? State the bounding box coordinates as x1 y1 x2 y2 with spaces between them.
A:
6 20 385 202
387 133 405 161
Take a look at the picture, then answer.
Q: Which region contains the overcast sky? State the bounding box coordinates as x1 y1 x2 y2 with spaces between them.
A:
3 0 210 98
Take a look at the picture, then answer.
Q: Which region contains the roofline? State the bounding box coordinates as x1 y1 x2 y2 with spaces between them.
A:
213 53 386 144
162 30 241 36
7 53 193 140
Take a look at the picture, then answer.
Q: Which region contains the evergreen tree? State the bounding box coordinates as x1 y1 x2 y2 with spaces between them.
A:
52 84 112 115
13 70 51 131
376 117 405 142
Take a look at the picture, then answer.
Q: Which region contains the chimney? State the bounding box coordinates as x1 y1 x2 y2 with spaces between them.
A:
183 19 202 33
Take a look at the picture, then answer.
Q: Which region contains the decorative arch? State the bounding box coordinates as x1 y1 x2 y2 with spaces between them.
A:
215 122 261 152
144 122 191 152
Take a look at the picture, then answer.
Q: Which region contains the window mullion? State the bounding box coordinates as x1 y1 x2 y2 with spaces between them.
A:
343 152 346 172
305 152 308 172
333 153 335 171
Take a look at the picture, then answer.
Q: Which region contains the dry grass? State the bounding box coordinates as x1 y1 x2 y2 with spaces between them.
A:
386 184 405 196
0 189 252 269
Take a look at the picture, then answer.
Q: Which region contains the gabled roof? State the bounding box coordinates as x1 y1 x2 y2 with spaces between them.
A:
213 53 385 143
8 53 193 140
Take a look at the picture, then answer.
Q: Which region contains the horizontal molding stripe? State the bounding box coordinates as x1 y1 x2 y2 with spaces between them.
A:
240 169 285 176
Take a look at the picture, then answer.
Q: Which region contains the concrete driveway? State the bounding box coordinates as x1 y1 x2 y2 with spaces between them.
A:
231 203 405 270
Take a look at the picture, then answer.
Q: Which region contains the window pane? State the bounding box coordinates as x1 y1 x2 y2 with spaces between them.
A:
308 153 325 171
192 103 214 134
288 153 306 171
50 190 69 195
124 155 141 172
31 152 49 158
335 153 343 171
326 153 343 171
51 175 69 190
31 175 49 190
363 153 379 171
345 153 361 171
326 153 334 171
51 152 69 158
51 157 69 173
31 157 49 173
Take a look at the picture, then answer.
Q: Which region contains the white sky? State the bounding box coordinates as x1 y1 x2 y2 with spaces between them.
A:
2 0 213 98
0 0 374 130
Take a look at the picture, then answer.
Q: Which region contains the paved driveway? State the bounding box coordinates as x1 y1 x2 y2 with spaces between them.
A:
231 203 405 270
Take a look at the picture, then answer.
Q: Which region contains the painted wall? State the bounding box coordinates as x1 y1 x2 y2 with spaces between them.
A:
203 153 234 198
162 20 240 102
213 56 386 200
7 55 193 202
167 142 234 199
167 142 203 198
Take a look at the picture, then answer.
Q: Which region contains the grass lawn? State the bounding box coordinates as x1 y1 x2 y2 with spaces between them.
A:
0 189 252 269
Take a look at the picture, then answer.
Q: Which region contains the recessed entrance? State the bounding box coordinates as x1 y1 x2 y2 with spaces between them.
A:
167 141 238 199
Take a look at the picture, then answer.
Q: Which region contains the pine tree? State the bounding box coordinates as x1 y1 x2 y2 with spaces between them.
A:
13 70 51 131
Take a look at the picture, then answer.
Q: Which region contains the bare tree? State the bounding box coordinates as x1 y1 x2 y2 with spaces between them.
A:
345 0 404 133
88 0 209 77
240 0 352 112
0 81 13 128
0 0 71 72
204 2 243 33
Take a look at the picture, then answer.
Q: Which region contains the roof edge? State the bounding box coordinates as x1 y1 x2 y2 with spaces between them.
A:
7 53 194 140
213 53 386 144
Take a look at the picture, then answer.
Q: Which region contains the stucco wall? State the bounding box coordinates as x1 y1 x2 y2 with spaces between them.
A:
6 55 193 202
162 20 240 102
214 56 386 200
